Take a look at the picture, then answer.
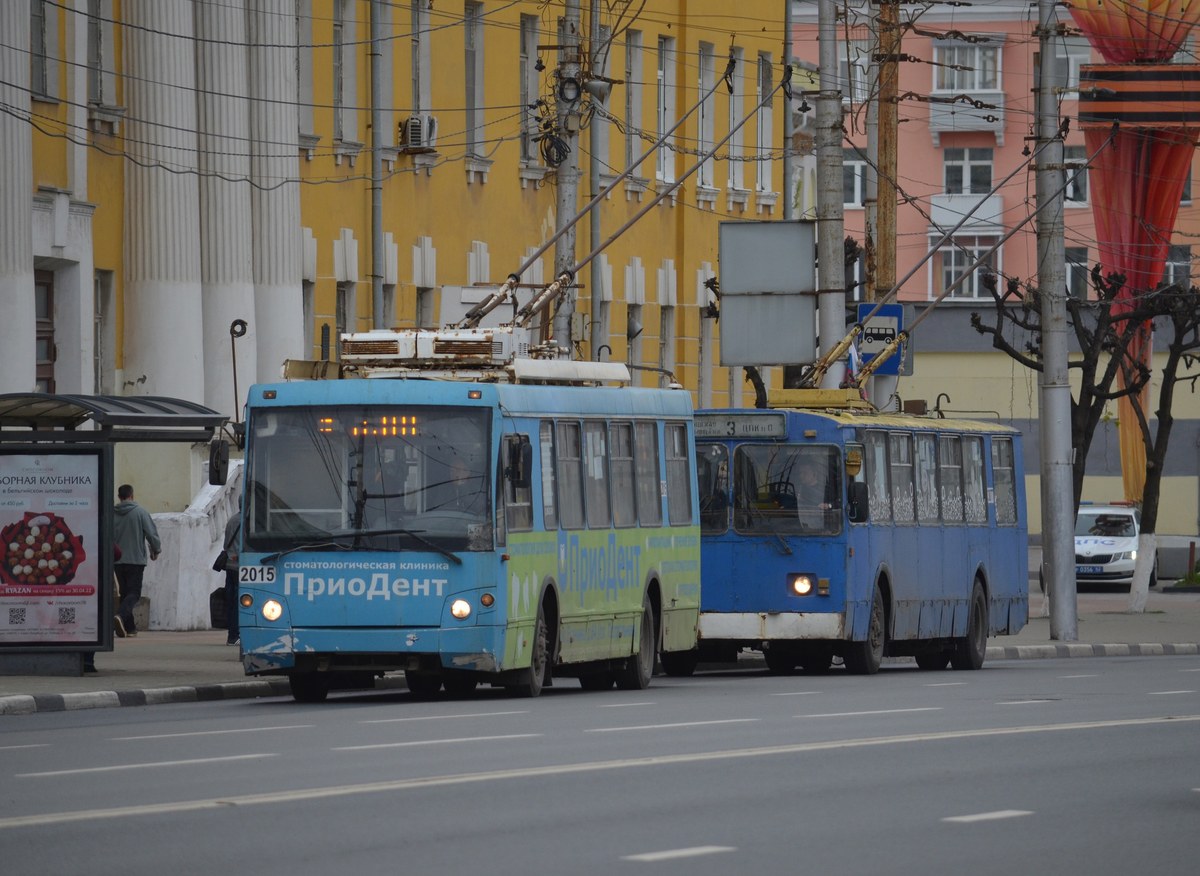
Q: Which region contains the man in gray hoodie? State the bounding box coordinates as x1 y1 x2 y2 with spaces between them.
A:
112 483 161 637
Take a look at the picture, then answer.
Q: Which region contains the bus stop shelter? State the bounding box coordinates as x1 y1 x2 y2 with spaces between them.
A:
0 394 227 676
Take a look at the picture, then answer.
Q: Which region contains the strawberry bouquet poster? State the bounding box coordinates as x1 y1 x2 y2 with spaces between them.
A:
0 451 102 646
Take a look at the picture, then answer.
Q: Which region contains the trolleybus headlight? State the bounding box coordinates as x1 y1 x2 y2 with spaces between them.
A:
450 599 472 619
262 599 283 621
480 592 495 607
789 574 815 596
240 593 254 608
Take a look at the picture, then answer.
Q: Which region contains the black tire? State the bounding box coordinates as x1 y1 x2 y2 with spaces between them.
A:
405 669 442 698
1149 569 1157 589
289 671 330 703
442 672 477 696
615 596 656 690
844 585 885 675
915 649 951 671
951 581 988 671
579 672 616 691
659 650 699 677
799 645 834 674
763 646 798 675
510 600 549 698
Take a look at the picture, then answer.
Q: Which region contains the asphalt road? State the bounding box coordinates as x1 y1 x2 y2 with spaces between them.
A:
2 657 1199 876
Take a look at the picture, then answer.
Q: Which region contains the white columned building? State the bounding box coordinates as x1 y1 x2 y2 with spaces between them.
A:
123 0 205 402
0 6 36 393
250 0 305 382
197 0 257 419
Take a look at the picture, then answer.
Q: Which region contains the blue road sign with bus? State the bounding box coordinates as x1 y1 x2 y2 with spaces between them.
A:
857 303 905 376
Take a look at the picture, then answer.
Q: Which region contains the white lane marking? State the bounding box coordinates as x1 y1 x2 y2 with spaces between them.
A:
1059 674 1098 679
597 702 657 708
113 724 312 741
16 753 274 778
1181 668 1200 672
1148 690 1196 696
0 744 50 751
997 700 1053 705
361 711 528 724
943 810 1034 824
924 682 967 687
334 733 540 751
622 846 736 862
797 708 942 718
770 691 821 696
3 715 1198 830
586 719 758 733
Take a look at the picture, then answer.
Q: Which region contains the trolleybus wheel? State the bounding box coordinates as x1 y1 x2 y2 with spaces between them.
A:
405 669 443 698
442 672 477 696
799 645 834 673
511 601 550 698
950 581 988 671
763 646 798 675
659 650 699 677
844 585 885 675
289 671 330 703
615 596 656 690
579 672 616 690
914 650 951 671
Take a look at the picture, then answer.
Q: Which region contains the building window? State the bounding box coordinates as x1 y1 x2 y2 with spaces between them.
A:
1164 245 1192 289
844 146 868 207
846 244 867 302
624 30 643 173
1182 166 1193 204
296 1 316 140
335 282 356 358
934 40 1000 91
332 0 358 144
1066 246 1089 299
656 36 676 184
697 43 715 189
464 2 484 156
727 46 744 191
933 236 999 299
660 305 676 383
1056 36 1091 97
838 39 870 104
411 0 432 115
93 270 115 394
944 147 993 194
1065 145 1088 203
756 53 773 193
519 16 541 163
30 0 56 100
35 271 55 393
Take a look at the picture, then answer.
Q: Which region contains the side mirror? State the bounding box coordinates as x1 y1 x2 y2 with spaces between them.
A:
208 439 230 486
847 481 869 523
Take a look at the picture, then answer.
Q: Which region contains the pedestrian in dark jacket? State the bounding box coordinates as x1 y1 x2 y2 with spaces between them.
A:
112 484 161 637
222 501 241 646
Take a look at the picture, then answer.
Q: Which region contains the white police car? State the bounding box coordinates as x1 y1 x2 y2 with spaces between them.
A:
1073 503 1155 590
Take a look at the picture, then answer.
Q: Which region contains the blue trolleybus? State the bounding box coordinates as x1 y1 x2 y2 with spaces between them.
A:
687 392 1028 674
233 328 700 701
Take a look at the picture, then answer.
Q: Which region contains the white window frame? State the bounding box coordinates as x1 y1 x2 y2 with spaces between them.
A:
934 41 1000 92
296 0 316 138
625 30 643 173
1164 244 1192 288
755 53 774 193
30 0 59 100
838 39 870 105
1066 246 1089 299
727 46 745 192
697 43 716 190
1056 36 1091 98
656 36 677 184
933 235 1000 299
411 0 432 115
944 147 994 195
1064 145 1089 204
464 2 484 156
333 0 357 144
843 146 868 208
519 15 541 163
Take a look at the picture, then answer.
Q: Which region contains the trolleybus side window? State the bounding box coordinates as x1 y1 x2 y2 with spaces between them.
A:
915 432 939 523
635 421 662 526
864 431 891 523
557 421 585 529
992 436 1017 525
665 422 694 526
889 432 916 524
539 420 558 529
697 442 729 534
584 420 612 527
611 422 637 527
963 435 987 524
503 434 534 533
939 435 964 522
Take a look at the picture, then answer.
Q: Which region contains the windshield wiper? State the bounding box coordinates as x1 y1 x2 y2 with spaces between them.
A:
347 526 463 565
260 541 358 564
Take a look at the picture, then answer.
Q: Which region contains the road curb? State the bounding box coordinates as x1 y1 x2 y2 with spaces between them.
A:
0 678 291 716
986 642 1200 660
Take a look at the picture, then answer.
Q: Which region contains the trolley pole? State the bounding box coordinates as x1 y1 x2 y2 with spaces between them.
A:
1036 0 1078 639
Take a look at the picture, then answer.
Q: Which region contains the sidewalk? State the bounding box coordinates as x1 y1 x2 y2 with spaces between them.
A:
2 590 1198 716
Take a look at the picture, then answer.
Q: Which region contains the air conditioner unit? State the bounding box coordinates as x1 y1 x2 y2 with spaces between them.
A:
399 114 438 152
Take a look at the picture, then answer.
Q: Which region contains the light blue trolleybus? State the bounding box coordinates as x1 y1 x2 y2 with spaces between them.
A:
684 389 1028 675
232 327 700 701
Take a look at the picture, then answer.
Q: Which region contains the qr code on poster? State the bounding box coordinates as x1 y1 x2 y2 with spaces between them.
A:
8 607 26 625
58 607 76 625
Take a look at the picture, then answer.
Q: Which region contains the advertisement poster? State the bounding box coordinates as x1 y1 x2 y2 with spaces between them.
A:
0 451 101 646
